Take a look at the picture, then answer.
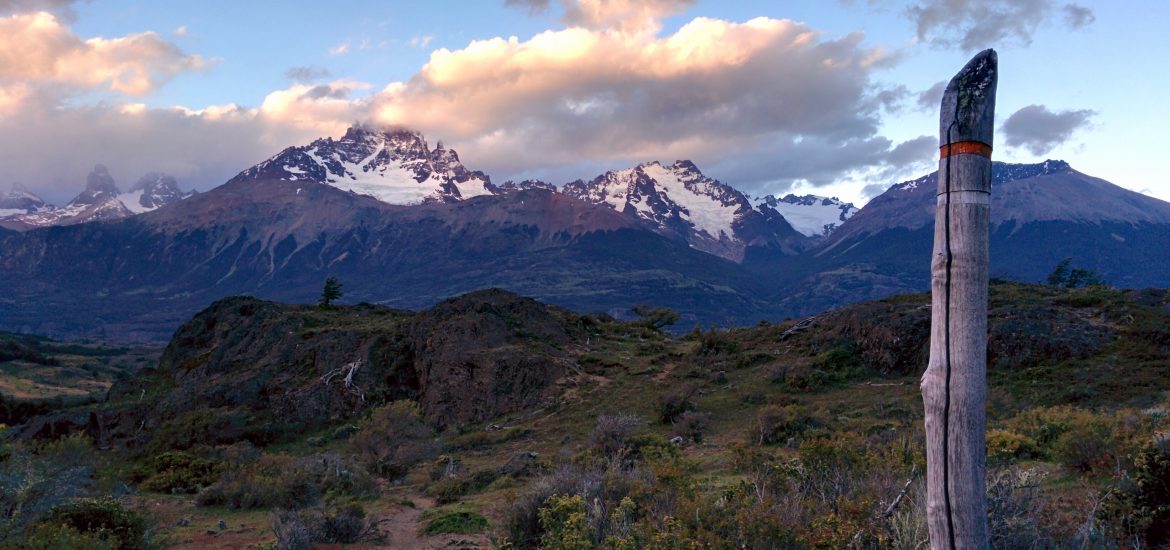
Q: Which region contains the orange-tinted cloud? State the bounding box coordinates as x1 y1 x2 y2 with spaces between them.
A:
0 11 208 95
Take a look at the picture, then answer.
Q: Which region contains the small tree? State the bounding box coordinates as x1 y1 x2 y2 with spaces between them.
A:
319 277 343 307
1046 258 1103 288
630 305 678 331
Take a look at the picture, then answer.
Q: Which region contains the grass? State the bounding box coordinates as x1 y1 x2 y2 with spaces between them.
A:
422 505 490 535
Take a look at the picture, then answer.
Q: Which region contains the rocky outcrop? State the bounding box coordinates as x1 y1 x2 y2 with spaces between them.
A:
45 289 590 448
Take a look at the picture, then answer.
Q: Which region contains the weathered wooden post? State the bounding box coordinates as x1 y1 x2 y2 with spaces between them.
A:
922 49 997 549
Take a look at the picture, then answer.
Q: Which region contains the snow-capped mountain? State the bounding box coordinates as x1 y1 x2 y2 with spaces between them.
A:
753 194 858 238
563 160 809 261
0 165 194 230
230 126 496 204
0 183 48 217
122 173 194 213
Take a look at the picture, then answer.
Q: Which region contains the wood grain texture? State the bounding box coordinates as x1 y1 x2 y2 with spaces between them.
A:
922 48 996 550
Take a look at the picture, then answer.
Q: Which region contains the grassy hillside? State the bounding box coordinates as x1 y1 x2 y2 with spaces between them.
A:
1 282 1168 548
0 332 160 424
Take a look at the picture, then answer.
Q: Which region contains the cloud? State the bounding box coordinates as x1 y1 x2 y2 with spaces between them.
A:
507 0 693 32
3 5 919 205
328 41 349 56
1063 3 1094 28
906 0 1095 51
916 80 946 111
0 11 208 96
173 25 188 37
368 16 906 196
285 65 332 81
409 35 434 48
0 79 373 204
1000 104 1095 156
0 0 84 20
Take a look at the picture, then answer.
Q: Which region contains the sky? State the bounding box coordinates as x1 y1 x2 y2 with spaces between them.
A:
1 0 1166 206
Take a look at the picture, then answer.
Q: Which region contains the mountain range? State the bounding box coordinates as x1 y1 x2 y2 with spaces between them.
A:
1 126 1167 342
0 166 195 230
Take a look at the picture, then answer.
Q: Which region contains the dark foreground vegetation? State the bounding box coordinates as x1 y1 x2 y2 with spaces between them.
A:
1 282 1168 548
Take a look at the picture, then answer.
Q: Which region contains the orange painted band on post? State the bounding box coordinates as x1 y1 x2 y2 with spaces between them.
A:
939 141 992 159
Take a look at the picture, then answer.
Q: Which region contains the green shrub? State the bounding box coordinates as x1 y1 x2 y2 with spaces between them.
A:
985 429 1039 463
538 494 592 550
423 510 489 535
138 452 223 494
196 452 375 510
19 521 116 550
39 497 148 550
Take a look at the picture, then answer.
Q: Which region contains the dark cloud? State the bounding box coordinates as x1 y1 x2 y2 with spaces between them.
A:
285 65 331 82
916 80 946 111
0 0 85 20
860 182 890 200
906 0 1095 51
873 85 909 114
1063 3 1095 28
302 84 350 100
503 0 549 14
1000 104 1095 156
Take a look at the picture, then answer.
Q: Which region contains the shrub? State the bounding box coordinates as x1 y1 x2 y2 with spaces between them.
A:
271 510 313 550
348 400 438 479
19 521 116 550
671 411 710 444
1103 435 1170 547
538 494 593 550
985 429 1039 463
199 452 377 510
755 404 813 445
138 451 223 494
271 504 375 548
0 435 95 540
590 414 642 461
39 497 148 550
656 385 697 424
423 509 490 535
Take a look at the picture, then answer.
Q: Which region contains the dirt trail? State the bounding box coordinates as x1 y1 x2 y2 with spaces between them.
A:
374 495 492 549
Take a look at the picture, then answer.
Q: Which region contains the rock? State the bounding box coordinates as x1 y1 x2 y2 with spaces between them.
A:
497 451 539 477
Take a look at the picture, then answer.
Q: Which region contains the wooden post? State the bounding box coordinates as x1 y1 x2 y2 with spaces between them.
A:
922 49 997 550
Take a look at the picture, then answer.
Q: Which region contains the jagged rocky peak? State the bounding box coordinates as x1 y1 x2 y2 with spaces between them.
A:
74 164 121 205
499 179 557 193
126 172 193 211
231 125 496 205
0 183 49 214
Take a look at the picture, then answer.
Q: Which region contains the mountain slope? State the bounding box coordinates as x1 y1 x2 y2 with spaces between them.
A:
563 160 810 261
756 160 1170 315
0 178 777 342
